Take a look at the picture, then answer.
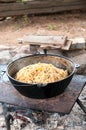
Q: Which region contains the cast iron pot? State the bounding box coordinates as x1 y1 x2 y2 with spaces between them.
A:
7 53 76 99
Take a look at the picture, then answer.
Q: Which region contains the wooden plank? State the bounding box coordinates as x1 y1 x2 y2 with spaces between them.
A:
0 0 86 17
61 40 72 50
0 1 64 11
40 44 61 49
23 35 67 48
0 4 86 17
28 36 86 51
64 0 85 2
0 0 86 11
0 0 16 2
23 35 73 50
30 40 72 50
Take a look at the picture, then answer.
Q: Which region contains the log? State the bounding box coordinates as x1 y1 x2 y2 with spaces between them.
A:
0 0 86 17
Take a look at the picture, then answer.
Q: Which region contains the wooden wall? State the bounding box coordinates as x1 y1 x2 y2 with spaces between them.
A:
0 0 86 17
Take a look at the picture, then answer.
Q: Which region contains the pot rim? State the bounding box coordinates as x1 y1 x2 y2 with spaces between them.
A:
6 53 76 86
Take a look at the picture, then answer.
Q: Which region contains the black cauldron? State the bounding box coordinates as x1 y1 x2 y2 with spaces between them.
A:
7 53 76 99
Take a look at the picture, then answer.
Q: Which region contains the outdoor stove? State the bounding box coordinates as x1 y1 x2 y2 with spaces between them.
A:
0 64 86 130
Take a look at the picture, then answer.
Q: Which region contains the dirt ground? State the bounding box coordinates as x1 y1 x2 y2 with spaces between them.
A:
0 9 86 46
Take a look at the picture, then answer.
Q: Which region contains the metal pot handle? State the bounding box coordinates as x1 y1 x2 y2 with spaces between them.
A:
74 63 80 73
0 70 10 85
36 49 48 55
74 63 80 68
43 49 47 55
0 70 6 79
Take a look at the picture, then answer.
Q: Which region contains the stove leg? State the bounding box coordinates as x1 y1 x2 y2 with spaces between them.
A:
76 98 86 114
2 103 11 130
5 113 13 130
59 113 66 117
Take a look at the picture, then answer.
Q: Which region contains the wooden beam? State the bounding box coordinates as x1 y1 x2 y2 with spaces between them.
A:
0 0 86 11
0 0 16 2
0 0 86 17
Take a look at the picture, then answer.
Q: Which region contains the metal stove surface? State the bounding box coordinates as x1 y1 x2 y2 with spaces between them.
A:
0 64 86 114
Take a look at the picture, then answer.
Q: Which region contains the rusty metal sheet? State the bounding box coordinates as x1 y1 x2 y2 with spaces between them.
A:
0 65 86 114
